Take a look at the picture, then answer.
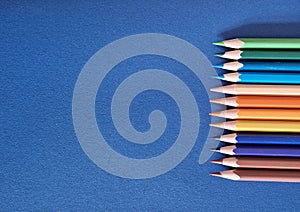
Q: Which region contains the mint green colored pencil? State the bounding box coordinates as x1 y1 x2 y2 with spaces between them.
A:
215 50 300 60
213 38 300 49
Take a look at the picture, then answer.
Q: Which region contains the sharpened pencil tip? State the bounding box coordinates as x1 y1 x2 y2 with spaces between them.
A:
210 172 222 177
210 98 222 104
214 53 223 58
209 122 224 129
209 111 222 117
210 148 220 153
210 86 224 93
213 136 221 141
212 75 223 80
213 41 225 46
213 64 223 69
210 159 223 165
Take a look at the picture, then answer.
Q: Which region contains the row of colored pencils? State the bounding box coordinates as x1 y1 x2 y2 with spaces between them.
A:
210 38 300 183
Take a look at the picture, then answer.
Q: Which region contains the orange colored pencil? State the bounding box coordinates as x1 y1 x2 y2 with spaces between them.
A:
210 108 300 120
210 96 300 108
210 84 300 96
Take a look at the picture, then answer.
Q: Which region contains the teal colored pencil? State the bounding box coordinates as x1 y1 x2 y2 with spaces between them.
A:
215 50 300 60
217 72 300 84
214 61 300 71
213 38 300 49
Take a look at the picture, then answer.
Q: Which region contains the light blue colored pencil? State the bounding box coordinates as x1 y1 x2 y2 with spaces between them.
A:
216 72 300 84
214 61 300 71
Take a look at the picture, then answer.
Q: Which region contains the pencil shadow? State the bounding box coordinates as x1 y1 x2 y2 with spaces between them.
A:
220 23 300 38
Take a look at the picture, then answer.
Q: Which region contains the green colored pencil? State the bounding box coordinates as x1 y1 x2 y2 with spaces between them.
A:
213 38 300 49
215 50 300 60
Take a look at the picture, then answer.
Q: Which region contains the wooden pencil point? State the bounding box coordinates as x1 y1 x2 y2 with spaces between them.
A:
219 133 237 144
222 61 243 71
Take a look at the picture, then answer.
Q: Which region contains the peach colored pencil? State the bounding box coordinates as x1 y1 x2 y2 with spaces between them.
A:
211 157 300 170
210 84 300 96
210 96 300 108
210 108 300 120
210 169 300 182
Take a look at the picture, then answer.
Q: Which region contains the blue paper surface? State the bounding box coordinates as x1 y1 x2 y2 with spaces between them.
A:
1 0 300 211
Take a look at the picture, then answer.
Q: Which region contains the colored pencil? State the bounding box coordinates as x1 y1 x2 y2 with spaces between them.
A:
214 61 300 71
210 169 300 182
210 96 300 108
210 120 300 133
210 108 300 120
212 144 300 157
213 38 300 49
211 157 300 170
216 72 300 84
211 84 300 96
215 50 300 60
217 133 300 145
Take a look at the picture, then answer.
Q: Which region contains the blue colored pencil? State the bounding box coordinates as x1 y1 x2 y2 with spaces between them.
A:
214 61 300 71
217 72 300 84
218 133 300 145
214 144 300 157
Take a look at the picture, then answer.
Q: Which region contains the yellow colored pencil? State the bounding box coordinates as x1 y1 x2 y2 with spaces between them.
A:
210 120 300 133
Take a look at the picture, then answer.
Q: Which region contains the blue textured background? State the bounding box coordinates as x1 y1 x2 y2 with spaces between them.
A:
1 0 300 211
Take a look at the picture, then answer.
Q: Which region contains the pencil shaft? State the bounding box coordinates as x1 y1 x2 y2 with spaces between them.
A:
235 96 300 108
233 72 300 84
239 61 300 71
234 133 300 145
230 169 300 182
232 144 300 157
223 50 300 60
236 120 300 132
211 120 300 132
214 108 300 120
211 84 300 96
240 38 300 49
222 157 300 169
215 38 300 49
